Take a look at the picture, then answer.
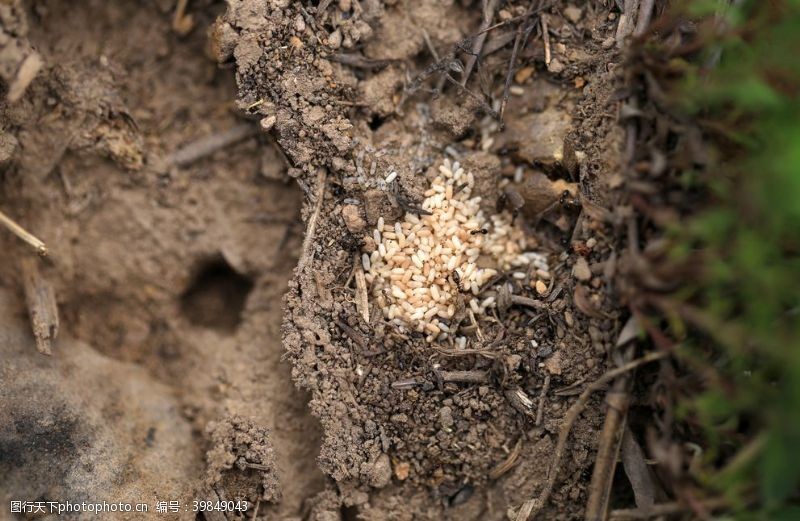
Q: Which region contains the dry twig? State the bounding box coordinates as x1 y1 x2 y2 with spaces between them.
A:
297 168 327 273
20 257 59 355
609 497 729 520
168 124 257 167
461 0 501 85
515 350 669 521
354 255 370 323
585 357 633 520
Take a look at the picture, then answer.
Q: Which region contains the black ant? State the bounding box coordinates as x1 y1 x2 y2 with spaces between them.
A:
559 190 581 210
451 270 465 292
469 228 489 235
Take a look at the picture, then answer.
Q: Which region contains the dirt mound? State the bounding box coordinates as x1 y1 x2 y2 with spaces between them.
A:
219 0 628 517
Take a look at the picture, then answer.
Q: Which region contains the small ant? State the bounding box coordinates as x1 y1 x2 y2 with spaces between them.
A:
469 228 489 235
559 190 580 210
452 270 465 292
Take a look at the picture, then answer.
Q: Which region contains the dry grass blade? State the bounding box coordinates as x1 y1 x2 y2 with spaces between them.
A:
298 168 327 273
489 438 523 479
0 209 47 256
609 497 729 520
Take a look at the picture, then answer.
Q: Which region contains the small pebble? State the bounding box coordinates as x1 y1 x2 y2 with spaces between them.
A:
564 5 582 23
342 204 366 233
572 257 592 282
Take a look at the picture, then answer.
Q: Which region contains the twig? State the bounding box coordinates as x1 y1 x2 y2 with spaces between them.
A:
0 209 47 256
335 318 369 352
489 438 523 479
535 374 551 426
168 124 257 167
542 15 551 66
297 168 327 273
585 354 634 521
354 255 370 323
615 0 640 47
511 295 548 310
515 350 669 520
609 497 729 519
505 387 537 419
327 53 396 69
500 16 535 122
461 0 500 85
440 370 489 384
172 0 195 36
20 257 59 356
634 0 655 37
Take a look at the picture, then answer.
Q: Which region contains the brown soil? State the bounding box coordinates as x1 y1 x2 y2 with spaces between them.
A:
1 0 632 520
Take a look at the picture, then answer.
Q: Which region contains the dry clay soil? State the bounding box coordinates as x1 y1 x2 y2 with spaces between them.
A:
1 1 629 520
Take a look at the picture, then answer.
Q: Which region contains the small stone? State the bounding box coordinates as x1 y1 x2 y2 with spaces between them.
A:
289 36 303 49
328 29 342 49
564 5 583 23
365 453 392 488
564 310 574 327
394 461 410 480
574 76 586 89
439 406 454 429
260 115 277 131
547 58 565 74
602 37 615 49
572 257 592 281
544 351 563 375
514 66 535 84
535 280 548 295
294 15 306 33
338 0 351 11
341 204 366 233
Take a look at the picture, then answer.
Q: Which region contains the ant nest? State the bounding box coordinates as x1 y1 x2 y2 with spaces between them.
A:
362 158 548 344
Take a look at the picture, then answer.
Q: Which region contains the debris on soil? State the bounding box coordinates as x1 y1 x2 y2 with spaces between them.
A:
0 0 42 102
205 415 281 503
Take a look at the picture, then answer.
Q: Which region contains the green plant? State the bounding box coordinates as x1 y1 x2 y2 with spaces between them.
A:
651 0 800 517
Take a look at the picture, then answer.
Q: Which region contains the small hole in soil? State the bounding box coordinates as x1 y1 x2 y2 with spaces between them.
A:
341 505 360 521
181 258 253 332
368 114 386 130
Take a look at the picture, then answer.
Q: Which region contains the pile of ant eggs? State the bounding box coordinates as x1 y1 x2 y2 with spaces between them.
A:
362 159 548 344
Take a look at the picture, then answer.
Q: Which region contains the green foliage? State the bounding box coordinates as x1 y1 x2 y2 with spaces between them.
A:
667 0 800 515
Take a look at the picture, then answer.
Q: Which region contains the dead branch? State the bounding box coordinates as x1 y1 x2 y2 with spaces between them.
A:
515 350 669 521
20 257 59 355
